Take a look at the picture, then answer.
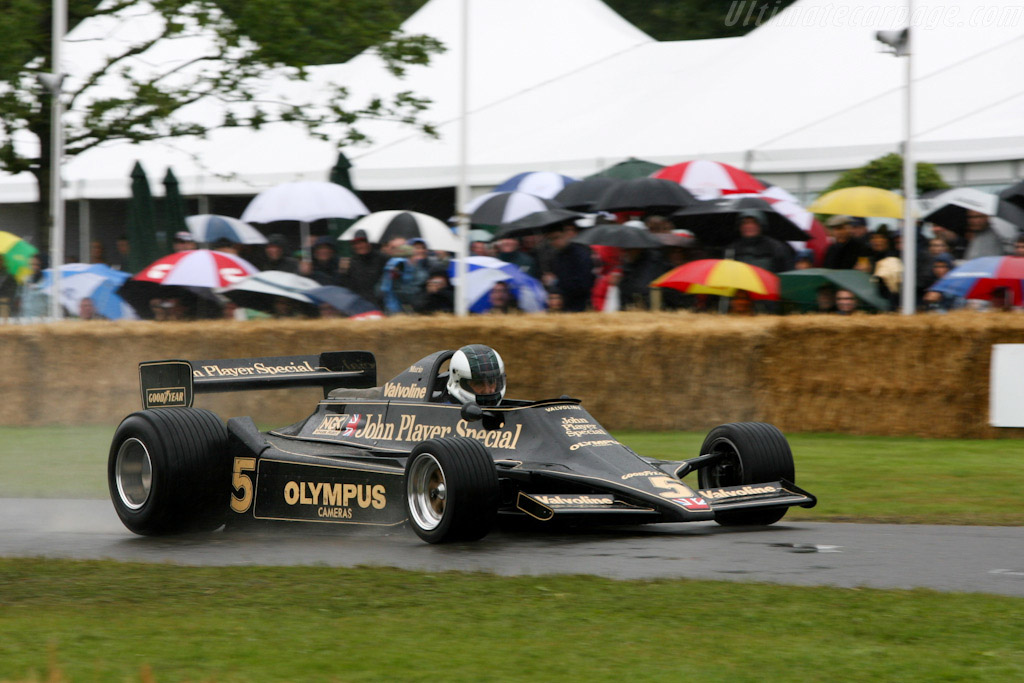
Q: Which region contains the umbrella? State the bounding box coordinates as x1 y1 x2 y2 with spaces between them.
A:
241 181 370 258
757 185 829 265
493 171 579 199
554 176 620 211
39 263 138 319
185 215 268 245
922 188 1024 238
592 177 698 213
928 256 1024 305
307 285 383 317
448 256 547 312
998 180 1024 212
467 192 563 227
216 270 320 315
652 259 780 299
338 211 462 253
586 157 664 180
127 161 162 273
652 160 767 200
807 186 906 219
0 230 39 283
161 168 189 254
778 268 890 311
573 223 663 249
493 208 584 239
118 249 258 318
670 196 808 246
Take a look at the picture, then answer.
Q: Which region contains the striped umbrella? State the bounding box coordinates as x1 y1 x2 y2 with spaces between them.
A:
652 160 766 200
185 215 268 245
652 259 780 299
467 192 563 227
929 256 1024 305
493 171 579 199
0 230 39 283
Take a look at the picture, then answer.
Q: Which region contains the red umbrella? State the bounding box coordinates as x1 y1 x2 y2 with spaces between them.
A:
652 259 780 300
652 160 766 199
133 249 258 287
929 256 1024 305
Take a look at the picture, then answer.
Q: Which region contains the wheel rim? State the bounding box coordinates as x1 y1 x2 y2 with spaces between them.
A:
704 437 744 488
407 453 447 531
115 437 153 510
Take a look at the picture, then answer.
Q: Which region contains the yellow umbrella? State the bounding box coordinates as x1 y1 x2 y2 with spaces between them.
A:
807 186 906 219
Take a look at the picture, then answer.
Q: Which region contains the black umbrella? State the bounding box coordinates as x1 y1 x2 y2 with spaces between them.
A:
493 209 584 239
591 177 698 213
999 180 1024 212
670 196 808 246
573 223 663 249
554 177 620 211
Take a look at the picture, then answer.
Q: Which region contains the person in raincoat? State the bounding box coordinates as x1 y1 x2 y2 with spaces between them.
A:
724 209 794 274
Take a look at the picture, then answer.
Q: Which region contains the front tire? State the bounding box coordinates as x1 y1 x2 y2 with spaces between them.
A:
404 437 499 543
108 407 229 535
698 422 795 527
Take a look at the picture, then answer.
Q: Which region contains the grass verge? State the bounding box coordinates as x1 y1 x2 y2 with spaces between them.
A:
2 426 1023 525
1 559 1022 682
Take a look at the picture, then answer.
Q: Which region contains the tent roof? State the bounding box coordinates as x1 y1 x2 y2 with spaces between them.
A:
1 0 1022 202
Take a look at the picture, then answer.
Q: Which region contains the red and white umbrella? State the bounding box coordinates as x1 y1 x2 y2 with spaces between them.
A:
652 160 766 200
133 249 259 287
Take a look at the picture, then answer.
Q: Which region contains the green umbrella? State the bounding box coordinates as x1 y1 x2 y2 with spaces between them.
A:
328 151 359 243
161 168 189 255
127 162 161 273
586 157 664 180
0 230 38 283
778 268 891 311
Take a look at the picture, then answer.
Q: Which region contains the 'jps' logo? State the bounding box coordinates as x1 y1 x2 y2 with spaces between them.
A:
146 387 186 406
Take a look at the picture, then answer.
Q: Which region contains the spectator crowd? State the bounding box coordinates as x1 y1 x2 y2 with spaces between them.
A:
2 203 1021 321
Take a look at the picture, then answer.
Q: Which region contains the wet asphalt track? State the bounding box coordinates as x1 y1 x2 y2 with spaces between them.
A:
2 498 1023 597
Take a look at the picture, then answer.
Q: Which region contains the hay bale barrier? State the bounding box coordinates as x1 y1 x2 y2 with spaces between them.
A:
3 312 1024 437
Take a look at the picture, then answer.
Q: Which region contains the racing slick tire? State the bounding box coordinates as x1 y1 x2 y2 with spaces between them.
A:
698 422 795 527
108 407 229 535
404 437 499 543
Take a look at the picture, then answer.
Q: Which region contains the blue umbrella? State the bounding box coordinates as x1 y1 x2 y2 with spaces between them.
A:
185 215 268 245
40 263 137 320
493 171 578 199
448 256 547 313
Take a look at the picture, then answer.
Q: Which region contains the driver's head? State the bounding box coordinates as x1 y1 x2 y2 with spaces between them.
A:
447 344 506 407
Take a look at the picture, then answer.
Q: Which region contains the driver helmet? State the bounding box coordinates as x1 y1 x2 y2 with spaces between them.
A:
447 344 506 407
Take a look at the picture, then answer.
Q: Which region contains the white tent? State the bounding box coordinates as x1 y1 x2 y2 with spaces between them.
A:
0 0 1022 205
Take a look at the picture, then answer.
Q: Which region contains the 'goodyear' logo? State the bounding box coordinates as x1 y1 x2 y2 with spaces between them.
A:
146 387 186 406
383 382 427 399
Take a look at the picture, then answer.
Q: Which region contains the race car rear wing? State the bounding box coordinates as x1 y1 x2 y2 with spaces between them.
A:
138 351 376 409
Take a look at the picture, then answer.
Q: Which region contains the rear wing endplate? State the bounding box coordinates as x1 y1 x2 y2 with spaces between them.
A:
138 351 376 409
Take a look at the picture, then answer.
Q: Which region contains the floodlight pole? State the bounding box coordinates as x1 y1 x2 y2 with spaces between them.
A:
899 7 916 315
48 0 67 320
453 0 470 317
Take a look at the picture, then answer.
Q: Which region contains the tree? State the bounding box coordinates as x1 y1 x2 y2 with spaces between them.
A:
824 153 950 195
0 0 444 244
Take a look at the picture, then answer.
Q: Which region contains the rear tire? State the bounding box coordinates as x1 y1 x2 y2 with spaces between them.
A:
404 437 499 543
698 422 795 527
108 407 229 535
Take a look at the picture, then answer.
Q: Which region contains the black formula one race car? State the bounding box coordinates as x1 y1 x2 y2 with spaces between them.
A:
108 348 815 543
